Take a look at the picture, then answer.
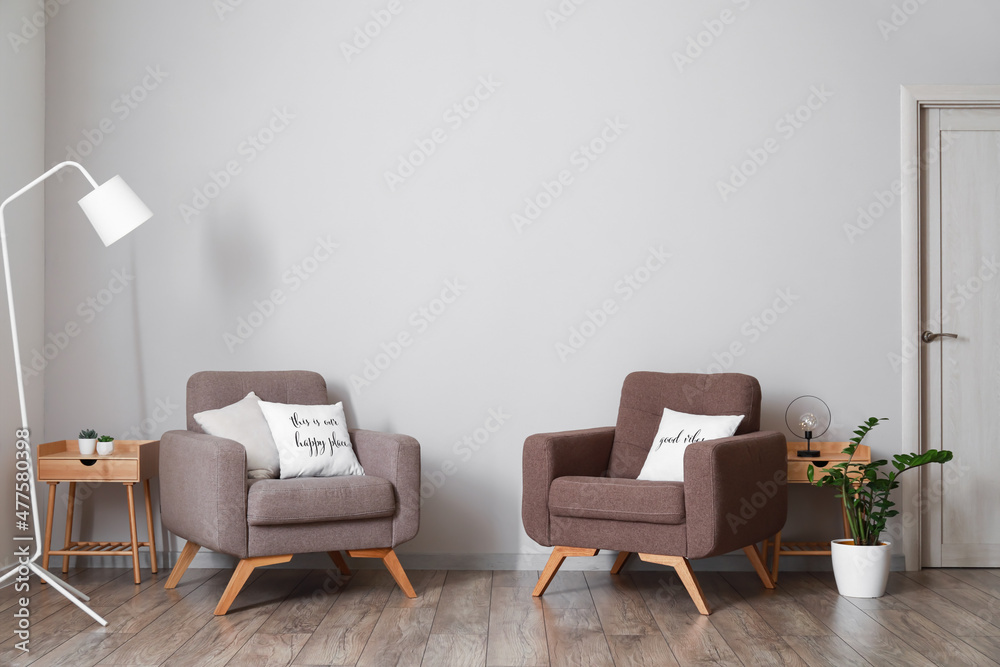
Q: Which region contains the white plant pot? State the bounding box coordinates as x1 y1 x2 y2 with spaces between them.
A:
831 538 892 598
96 440 115 456
78 438 97 456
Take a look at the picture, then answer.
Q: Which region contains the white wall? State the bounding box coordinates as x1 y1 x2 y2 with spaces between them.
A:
0 1 46 569
38 0 1000 568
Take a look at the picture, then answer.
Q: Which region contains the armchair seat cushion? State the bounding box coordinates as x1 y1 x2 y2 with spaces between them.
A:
548 476 685 526
247 475 396 526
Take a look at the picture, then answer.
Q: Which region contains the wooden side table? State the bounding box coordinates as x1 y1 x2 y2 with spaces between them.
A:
37 440 159 584
761 441 871 582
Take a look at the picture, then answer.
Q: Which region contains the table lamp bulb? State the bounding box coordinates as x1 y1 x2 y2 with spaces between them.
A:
799 412 818 432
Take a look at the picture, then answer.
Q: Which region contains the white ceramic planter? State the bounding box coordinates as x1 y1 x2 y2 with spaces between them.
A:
96 440 115 456
78 438 97 456
831 538 892 598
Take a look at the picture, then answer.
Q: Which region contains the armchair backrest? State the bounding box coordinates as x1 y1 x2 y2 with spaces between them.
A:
609 372 761 479
185 370 328 432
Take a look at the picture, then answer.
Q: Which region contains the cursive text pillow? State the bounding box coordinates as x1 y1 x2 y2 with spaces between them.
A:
636 407 744 482
258 401 365 479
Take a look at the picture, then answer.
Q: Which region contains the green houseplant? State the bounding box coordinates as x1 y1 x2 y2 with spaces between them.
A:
78 428 98 456
97 434 115 456
807 417 953 597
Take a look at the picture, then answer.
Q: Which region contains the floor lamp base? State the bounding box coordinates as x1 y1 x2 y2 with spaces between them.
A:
0 558 107 626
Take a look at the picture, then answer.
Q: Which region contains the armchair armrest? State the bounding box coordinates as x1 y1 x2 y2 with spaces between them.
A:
683 430 787 559
159 430 249 559
522 427 616 547
349 429 421 547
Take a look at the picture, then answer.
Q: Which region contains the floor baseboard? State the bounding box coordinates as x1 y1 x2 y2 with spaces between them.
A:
54 549 907 573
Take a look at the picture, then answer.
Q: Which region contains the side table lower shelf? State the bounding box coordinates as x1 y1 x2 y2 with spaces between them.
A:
42 479 158 585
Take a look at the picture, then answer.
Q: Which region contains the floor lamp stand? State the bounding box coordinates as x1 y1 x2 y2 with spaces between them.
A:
0 549 106 626
0 161 151 628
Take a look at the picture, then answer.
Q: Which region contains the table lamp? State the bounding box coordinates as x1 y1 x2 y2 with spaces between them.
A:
0 161 152 626
785 395 831 458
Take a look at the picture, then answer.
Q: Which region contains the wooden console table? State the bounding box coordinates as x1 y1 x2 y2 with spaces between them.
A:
37 439 159 584
761 441 871 582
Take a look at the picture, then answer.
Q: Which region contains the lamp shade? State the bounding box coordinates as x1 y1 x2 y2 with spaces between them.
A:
77 175 152 246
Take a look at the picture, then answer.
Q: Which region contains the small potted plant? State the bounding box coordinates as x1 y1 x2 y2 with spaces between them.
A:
78 429 98 456
96 435 115 456
808 417 952 598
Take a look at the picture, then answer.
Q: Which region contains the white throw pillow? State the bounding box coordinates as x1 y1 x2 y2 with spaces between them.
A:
193 391 280 479
636 407 745 482
258 401 365 479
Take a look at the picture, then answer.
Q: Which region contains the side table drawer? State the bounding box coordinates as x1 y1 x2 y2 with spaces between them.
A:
38 458 138 482
788 460 866 484
788 460 822 483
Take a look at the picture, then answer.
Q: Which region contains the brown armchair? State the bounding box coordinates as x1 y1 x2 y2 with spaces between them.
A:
522 372 786 615
159 371 420 615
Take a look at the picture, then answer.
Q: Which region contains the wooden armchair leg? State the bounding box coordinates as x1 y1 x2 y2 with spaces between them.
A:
347 548 416 598
638 553 711 615
214 554 293 616
164 540 201 589
533 546 599 597
742 544 775 589
328 551 351 576
610 551 631 575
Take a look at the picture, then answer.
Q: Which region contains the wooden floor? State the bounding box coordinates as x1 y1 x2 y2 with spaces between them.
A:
3 563 1000 666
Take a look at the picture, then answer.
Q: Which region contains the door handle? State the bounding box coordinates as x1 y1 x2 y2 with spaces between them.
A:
922 331 959 343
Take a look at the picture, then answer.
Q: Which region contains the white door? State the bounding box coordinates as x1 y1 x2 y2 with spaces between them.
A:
922 108 1000 567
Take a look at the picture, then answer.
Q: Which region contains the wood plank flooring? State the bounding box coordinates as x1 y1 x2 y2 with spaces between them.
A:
5 564 1000 666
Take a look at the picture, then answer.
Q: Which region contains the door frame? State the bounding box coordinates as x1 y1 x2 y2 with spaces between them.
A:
900 84 1000 570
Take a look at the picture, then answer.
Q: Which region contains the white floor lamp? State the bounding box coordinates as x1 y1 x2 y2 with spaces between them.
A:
0 161 152 626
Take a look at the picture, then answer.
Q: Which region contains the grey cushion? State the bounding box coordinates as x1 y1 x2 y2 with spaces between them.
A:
186 370 328 433
247 476 396 526
548 476 686 525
